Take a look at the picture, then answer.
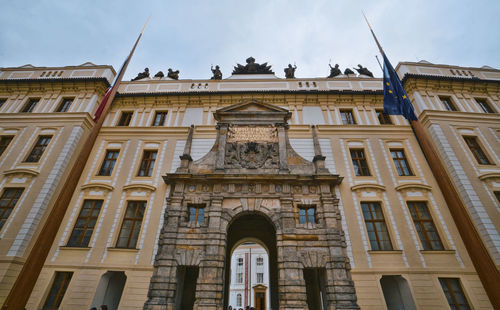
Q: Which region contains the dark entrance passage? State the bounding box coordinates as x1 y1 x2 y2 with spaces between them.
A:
175 266 199 310
224 212 278 310
303 268 327 310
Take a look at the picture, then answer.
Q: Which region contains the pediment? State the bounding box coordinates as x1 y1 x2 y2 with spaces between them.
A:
217 99 289 113
214 99 291 124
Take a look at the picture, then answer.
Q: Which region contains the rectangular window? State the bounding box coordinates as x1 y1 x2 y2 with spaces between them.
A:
118 111 133 126
97 150 120 176
0 99 6 108
298 205 315 224
56 98 73 112
257 273 264 283
390 149 414 176
188 204 205 223
0 188 24 231
116 200 146 248
42 271 73 310
152 111 168 126
137 150 157 177
439 278 471 310
25 135 52 163
439 96 457 111
376 109 392 124
463 136 491 165
237 272 243 284
361 202 393 250
67 199 103 247
407 201 444 250
350 149 371 176
340 109 356 124
21 99 38 113
476 98 495 113
0 136 14 157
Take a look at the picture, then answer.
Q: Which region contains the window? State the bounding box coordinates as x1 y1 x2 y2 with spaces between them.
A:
238 257 243 267
476 98 495 113
0 99 6 108
236 272 243 283
56 98 73 112
0 136 14 157
495 191 500 203
390 149 414 176
407 201 444 250
463 136 491 165
188 204 205 223
137 150 157 177
361 202 393 250
350 149 371 176
67 199 103 247
25 135 52 162
256 257 263 266
439 278 471 310
118 111 133 126
376 109 392 124
152 111 168 126
236 257 244 283
0 188 24 231
257 272 264 283
298 205 315 224
116 201 146 248
237 294 242 307
439 96 457 111
97 150 120 176
340 109 356 124
21 99 38 113
42 272 73 310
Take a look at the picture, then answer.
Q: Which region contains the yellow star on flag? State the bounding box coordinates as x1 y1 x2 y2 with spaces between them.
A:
389 90 393 93
403 95 407 99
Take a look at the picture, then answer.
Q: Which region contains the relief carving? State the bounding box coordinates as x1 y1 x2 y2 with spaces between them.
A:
225 141 279 169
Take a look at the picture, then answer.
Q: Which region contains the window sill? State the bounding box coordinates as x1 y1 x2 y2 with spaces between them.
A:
107 247 140 252
59 246 91 251
420 250 456 254
368 250 403 254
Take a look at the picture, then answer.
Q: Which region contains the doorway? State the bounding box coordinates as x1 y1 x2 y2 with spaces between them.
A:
224 212 278 310
91 271 126 310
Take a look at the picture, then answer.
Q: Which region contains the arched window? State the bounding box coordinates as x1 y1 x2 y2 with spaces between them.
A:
236 293 242 307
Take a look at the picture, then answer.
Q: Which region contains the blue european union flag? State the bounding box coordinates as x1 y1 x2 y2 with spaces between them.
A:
382 54 417 121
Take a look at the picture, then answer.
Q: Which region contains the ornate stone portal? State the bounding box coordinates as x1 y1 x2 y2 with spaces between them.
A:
144 99 359 310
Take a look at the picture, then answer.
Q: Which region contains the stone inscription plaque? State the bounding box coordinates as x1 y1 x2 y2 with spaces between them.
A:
227 125 277 143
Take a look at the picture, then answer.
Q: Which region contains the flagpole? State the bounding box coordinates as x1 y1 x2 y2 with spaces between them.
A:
363 14 500 308
1 17 150 310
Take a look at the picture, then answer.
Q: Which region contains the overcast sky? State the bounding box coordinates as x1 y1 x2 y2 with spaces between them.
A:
1 0 499 80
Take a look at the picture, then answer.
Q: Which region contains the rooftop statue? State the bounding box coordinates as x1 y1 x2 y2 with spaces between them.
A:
211 65 222 80
154 71 164 78
167 68 179 80
328 64 342 78
284 64 297 79
354 64 374 77
131 67 149 81
344 68 355 75
232 57 274 74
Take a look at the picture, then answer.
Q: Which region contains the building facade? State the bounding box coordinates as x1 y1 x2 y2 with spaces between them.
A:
0 58 498 309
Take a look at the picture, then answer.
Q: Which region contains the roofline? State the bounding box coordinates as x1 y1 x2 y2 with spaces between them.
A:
0 64 116 75
401 73 500 85
0 77 111 87
116 89 383 97
395 61 500 73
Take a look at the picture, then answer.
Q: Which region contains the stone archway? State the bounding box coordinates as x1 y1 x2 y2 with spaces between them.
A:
223 212 278 310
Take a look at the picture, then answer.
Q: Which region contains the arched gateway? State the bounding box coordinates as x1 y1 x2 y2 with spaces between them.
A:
144 99 359 310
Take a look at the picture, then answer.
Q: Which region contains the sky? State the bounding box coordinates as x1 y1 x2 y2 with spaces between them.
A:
1 0 499 81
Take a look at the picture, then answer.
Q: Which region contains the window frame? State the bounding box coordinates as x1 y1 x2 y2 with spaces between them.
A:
340 109 356 125
407 201 444 250
42 271 73 310
24 135 52 163
376 109 393 125
116 200 147 249
361 201 393 251
137 150 157 177
0 98 6 109
188 204 206 223
438 278 471 310
21 98 39 113
66 199 103 247
0 135 14 157
97 149 120 176
439 96 457 111
0 187 24 231
463 136 492 165
55 98 74 113
117 111 133 126
350 148 371 176
152 111 168 126
390 148 414 176
475 98 495 113
298 204 316 224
